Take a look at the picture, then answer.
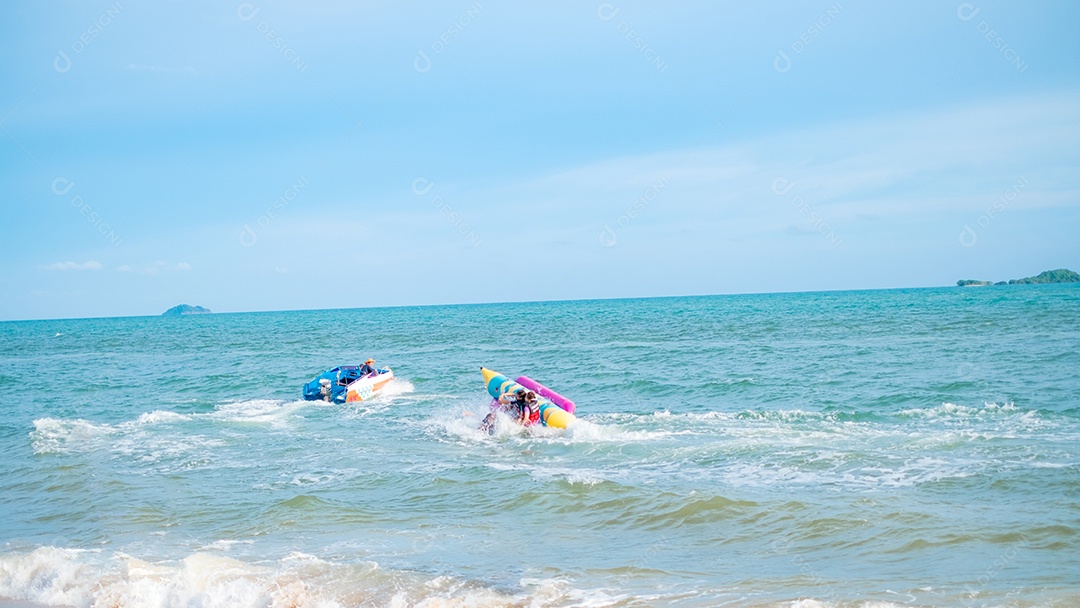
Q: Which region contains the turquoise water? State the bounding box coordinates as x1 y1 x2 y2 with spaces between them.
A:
1 286 1078 607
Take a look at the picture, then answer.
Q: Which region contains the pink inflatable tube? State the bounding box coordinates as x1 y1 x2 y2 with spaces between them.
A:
515 376 576 414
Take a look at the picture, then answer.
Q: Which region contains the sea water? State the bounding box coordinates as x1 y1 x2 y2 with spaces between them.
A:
1 285 1078 607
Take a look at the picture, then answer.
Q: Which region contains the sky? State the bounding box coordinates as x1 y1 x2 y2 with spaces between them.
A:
1 1 1078 320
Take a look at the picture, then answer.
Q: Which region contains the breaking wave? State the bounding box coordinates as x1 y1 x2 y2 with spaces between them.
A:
0 547 608 608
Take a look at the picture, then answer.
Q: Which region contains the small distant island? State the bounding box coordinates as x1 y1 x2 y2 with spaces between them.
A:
162 304 213 316
957 268 1079 287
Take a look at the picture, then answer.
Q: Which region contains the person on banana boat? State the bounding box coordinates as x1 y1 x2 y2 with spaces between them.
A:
480 388 539 433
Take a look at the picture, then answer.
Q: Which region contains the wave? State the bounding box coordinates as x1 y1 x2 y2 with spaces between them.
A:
0 547 592 608
7 545 1069 608
30 417 117 454
897 401 1021 418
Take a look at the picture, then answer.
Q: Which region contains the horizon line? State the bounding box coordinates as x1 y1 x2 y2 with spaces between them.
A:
4 281 1046 323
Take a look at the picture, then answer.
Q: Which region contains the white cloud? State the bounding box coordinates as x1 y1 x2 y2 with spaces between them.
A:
385 91 1078 296
114 261 193 275
47 261 102 271
481 91 1080 234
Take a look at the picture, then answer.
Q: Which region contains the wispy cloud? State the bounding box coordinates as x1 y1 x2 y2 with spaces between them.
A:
481 91 1080 236
114 261 193 275
47 261 102 271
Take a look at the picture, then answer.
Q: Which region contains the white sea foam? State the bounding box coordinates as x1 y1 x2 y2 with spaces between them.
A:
30 412 225 472
31 398 288 455
779 603 907 608
211 399 308 426
560 419 682 443
427 405 682 447
198 539 255 552
422 398 595 444
785 600 830 608
30 417 116 454
376 378 415 399
564 472 606 486
0 547 614 608
530 466 611 486
485 461 526 472
111 432 226 470
0 546 99 606
899 401 1020 418
338 380 418 421
0 547 342 607
599 408 836 425
136 410 192 425
1029 461 1072 468
430 407 511 442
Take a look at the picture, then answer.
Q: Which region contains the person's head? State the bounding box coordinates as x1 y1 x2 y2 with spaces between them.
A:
515 388 526 399
365 358 375 364
525 391 537 403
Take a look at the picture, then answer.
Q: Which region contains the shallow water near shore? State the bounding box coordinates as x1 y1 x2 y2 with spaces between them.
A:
1 285 1078 607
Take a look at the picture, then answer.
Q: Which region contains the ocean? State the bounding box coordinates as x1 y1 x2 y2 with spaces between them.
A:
1 285 1078 607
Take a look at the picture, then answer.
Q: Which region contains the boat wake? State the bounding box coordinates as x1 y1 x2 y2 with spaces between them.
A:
338 379 416 419
30 379 419 454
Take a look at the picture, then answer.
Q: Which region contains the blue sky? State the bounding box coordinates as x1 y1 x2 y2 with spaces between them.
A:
2 1 1078 320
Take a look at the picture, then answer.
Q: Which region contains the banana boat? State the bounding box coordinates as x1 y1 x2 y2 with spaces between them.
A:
481 367 577 429
515 375 576 414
